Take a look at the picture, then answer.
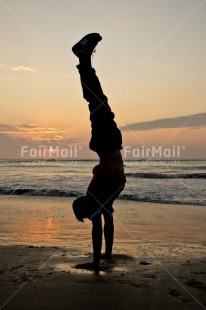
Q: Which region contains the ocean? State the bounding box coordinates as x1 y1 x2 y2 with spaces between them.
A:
0 159 205 206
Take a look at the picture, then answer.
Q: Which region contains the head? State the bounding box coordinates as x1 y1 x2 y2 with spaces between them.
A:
72 196 89 223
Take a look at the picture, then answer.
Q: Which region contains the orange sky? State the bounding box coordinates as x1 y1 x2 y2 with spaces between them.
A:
0 0 206 159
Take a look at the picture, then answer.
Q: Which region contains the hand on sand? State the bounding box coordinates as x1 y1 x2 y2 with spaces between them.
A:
100 253 112 259
75 262 100 270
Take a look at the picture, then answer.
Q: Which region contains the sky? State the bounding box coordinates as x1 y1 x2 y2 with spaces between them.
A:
0 0 206 159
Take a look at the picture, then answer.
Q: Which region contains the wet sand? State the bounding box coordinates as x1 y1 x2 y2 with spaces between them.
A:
0 195 206 309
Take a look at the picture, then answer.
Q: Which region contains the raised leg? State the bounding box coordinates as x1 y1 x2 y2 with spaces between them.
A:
77 56 122 158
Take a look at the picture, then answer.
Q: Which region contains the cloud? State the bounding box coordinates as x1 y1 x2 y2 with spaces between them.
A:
17 124 37 129
120 112 206 131
0 124 18 132
0 122 69 134
16 125 68 134
11 66 34 73
28 129 68 134
0 132 82 159
30 133 80 144
0 123 38 133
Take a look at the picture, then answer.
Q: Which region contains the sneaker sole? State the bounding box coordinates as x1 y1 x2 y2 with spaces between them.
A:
72 33 102 56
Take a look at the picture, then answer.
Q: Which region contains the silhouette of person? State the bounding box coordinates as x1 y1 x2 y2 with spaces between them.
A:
72 33 126 270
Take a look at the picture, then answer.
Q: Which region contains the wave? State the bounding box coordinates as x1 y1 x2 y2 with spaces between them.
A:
126 172 206 179
0 187 205 206
194 166 206 170
119 194 206 206
0 188 79 197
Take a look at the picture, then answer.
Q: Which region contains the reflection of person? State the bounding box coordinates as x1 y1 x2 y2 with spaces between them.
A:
72 33 126 270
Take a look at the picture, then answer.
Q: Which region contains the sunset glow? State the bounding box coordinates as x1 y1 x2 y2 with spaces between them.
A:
1 0 206 159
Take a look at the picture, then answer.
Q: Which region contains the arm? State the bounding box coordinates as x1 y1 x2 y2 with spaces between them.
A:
74 213 102 271
92 214 103 267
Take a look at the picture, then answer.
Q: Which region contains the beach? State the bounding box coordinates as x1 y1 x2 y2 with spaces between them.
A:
0 195 206 309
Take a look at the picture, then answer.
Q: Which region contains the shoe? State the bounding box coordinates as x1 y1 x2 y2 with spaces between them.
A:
72 33 102 57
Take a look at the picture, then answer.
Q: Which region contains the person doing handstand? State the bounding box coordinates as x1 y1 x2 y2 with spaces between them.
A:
72 33 126 270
